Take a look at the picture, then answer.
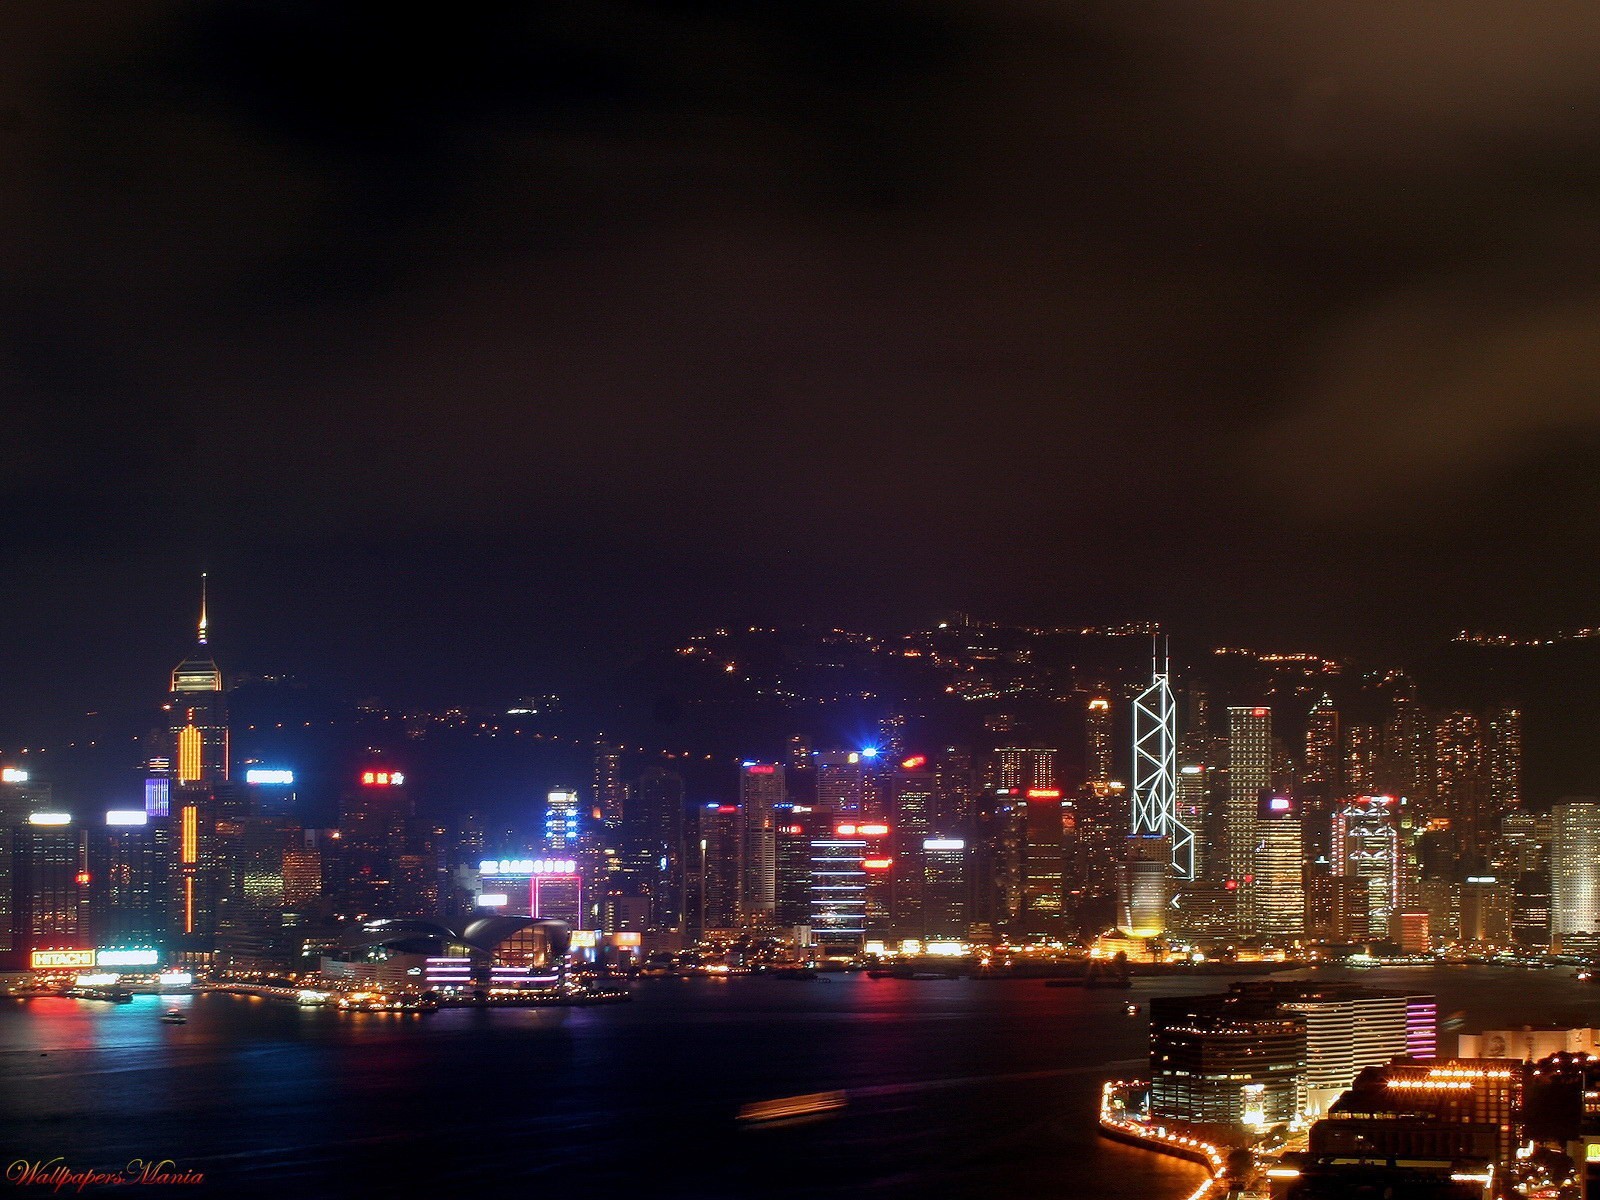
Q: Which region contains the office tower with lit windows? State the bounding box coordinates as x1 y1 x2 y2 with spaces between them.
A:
1434 710 1489 856
1118 837 1169 937
333 768 412 918
1176 765 1207 878
1343 723 1378 796
1512 870 1551 950
920 837 969 939
96 808 164 950
1304 869 1370 944
0 770 51 959
693 803 742 933
1458 876 1513 945
1255 794 1304 938
995 747 1057 793
786 735 814 776
1019 790 1067 934
889 759 935 933
1550 800 1600 952
1333 796 1401 937
774 806 821 929
1226 706 1271 923
1379 674 1432 803
544 789 581 853
1148 992 1307 1128
592 741 626 837
1485 705 1522 815
932 746 976 833
738 762 785 925
1085 698 1113 783
629 766 686 931
15 813 90 963
809 819 890 954
815 751 866 814
1301 695 1340 860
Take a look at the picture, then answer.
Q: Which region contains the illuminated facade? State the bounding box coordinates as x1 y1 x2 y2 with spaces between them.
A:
544 790 581 852
1255 795 1304 938
1333 796 1400 937
1226 706 1271 924
1149 992 1307 1128
1132 656 1192 880
1085 698 1113 783
166 577 229 785
738 762 785 924
1550 800 1600 951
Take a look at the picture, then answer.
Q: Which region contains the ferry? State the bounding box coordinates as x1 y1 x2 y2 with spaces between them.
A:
160 1009 187 1024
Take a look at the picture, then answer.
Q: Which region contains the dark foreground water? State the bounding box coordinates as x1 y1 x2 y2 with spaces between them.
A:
3 967 1598 1199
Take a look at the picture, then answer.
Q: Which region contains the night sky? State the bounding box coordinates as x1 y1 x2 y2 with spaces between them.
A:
5 3 1600 729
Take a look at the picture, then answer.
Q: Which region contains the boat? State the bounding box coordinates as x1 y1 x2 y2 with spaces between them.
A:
160 1009 187 1024
1124 1002 1140 1016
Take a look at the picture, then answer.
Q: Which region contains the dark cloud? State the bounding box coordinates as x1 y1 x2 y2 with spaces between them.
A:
2 1 1600 722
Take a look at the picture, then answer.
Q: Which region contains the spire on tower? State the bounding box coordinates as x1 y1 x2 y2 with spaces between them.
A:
198 573 208 646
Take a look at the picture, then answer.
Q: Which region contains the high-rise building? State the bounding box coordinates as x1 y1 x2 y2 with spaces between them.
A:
1132 655 1191 880
1332 796 1401 937
931 746 976 833
1085 698 1113 783
96 809 164 950
1434 710 1489 857
629 766 686 931
809 819 876 954
1019 789 1067 934
335 768 412 918
1117 838 1169 938
1486 705 1522 816
15 812 90 963
995 747 1057 793
1176 765 1207 879
815 751 866 814
166 576 229 785
1512 870 1551 950
1342 723 1378 797
1301 695 1340 861
592 741 626 836
1148 992 1307 1128
919 837 969 940
1304 870 1370 944
1226 706 1271 923
1459 876 1513 946
693 803 742 934
774 806 821 930
738 762 785 925
1378 674 1432 804
544 789 581 853
1550 800 1600 952
1255 794 1304 939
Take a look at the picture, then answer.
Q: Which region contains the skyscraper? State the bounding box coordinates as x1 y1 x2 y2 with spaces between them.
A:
1255 794 1305 938
1333 796 1401 938
544 789 581 852
1550 800 1600 952
1486 705 1522 815
738 762 785 925
166 576 228 784
1085 698 1113 783
995 747 1057 793
592 740 626 836
815 751 865 814
1226 706 1271 922
1131 654 1190 879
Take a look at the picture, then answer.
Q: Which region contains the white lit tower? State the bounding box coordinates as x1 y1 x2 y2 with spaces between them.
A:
1130 643 1193 880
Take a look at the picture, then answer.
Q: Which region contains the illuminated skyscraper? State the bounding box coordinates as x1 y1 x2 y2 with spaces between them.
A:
1433 710 1488 854
1254 795 1304 938
738 762 785 924
166 576 228 784
1486 705 1522 815
693 803 742 934
1020 789 1067 933
1085 698 1113 783
815 751 866 814
1550 799 1600 952
592 740 626 835
544 789 581 852
1132 654 1191 879
1333 796 1400 937
1226 707 1271 919
1343 723 1378 796
995 747 1057 792
1303 695 1340 798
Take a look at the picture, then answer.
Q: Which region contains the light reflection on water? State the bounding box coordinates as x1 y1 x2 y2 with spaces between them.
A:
2 967 1583 1199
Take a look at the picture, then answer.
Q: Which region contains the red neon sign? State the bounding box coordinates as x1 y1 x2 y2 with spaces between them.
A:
857 823 889 836
1251 707 1268 718
361 770 405 786
863 858 894 871
900 755 927 770
745 764 776 775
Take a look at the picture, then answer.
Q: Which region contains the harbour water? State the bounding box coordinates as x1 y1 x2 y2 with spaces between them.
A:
3 966 1595 1198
